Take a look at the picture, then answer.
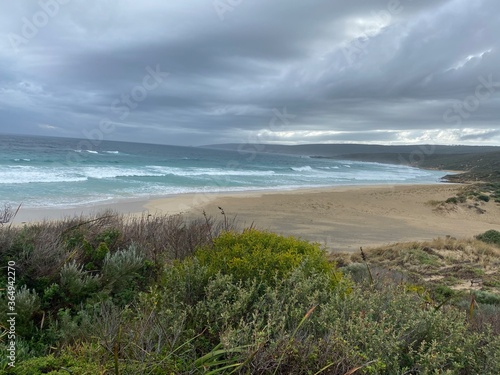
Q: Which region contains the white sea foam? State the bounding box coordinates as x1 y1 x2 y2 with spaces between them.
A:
0 166 87 184
0 165 280 184
290 166 314 172
0 160 437 185
82 167 163 179
147 166 276 177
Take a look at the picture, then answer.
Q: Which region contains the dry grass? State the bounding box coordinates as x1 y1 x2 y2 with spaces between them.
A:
332 235 500 290
334 237 500 289
364 237 499 267
334 237 498 264
332 235 500 335
0 209 237 282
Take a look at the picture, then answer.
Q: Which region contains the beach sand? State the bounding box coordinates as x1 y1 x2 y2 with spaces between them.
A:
144 184 500 252
14 184 500 253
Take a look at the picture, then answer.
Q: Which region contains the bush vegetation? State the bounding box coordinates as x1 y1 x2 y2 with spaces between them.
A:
440 182 500 210
476 229 500 246
1 212 500 373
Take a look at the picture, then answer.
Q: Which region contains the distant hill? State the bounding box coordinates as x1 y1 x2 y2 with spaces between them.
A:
204 143 499 157
203 143 500 183
435 152 500 183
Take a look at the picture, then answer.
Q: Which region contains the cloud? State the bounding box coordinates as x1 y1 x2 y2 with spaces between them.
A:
38 123 58 130
0 0 499 146
459 129 500 141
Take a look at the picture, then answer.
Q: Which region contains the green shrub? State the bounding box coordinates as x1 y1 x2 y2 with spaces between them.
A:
476 229 500 246
9 226 38 255
474 290 500 305
141 263 350 372
83 241 109 269
3 353 102 374
432 284 456 302
101 244 146 304
405 248 441 267
143 231 499 373
143 230 345 369
445 197 458 204
101 244 144 286
195 229 340 287
59 261 100 308
64 230 84 249
0 286 41 338
52 307 95 346
341 262 369 283
95 228 121 248
478 194 491 202
442 276 459 286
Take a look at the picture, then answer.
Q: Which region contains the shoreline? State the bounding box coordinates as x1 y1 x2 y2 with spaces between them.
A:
11 182 500 253
12 181 452 223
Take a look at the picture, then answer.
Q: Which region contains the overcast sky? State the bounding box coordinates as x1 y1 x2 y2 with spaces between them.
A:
0 0 499 146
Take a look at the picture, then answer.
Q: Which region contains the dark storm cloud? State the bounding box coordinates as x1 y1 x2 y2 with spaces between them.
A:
0 0 499 145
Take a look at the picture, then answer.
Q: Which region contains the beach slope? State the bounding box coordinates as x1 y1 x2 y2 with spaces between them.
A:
146 184 500 252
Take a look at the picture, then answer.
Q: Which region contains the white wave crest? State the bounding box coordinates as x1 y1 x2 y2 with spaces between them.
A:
290 166 314 172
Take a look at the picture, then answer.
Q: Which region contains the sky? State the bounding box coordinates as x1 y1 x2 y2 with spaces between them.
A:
0 0 499 146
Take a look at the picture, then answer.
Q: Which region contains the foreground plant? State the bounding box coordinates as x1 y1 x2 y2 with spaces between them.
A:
1 219 500 374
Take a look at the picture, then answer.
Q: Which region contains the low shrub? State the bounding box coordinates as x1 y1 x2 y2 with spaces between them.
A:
431 284 456 302
445 197 458 204
478 194 491 202
476 229 500 246
3 353 104 374
475 290 500 305
195 229 340 287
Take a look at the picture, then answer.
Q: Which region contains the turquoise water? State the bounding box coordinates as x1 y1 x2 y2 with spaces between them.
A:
0 135 448 208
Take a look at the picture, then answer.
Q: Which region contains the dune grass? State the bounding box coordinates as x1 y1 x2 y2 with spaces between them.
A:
333 233 500 338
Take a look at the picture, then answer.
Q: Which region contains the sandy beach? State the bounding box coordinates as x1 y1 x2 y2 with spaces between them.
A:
14 183 500 252
144 184 500 252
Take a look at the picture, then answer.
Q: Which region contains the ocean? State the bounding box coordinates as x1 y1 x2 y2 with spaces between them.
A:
0 134 448 209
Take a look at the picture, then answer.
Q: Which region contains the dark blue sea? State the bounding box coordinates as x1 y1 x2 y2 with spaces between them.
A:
0 135 448 209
